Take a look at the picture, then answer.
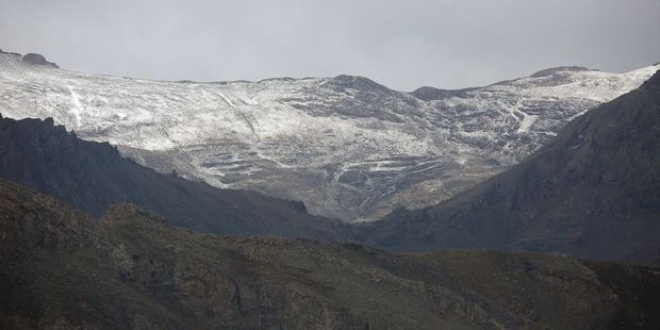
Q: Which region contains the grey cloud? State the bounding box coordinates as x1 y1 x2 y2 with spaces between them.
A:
0 0 658 90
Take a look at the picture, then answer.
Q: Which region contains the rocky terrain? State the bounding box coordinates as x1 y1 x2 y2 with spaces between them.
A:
0 115 350 241
1 50 656 221
1 178 659 330
358 69 660 264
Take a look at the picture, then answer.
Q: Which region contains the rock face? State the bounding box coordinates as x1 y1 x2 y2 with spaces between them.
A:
21 53 59 68
0 116 350 241
1 179 659 330
358 71 660 265
1 50 656 221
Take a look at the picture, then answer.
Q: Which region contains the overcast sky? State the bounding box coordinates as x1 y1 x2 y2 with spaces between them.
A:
1 0 658 90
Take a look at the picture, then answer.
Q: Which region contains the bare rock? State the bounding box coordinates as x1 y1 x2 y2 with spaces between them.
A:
21 53 58 68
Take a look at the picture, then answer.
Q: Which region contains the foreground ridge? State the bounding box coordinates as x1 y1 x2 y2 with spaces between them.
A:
1 179 659 329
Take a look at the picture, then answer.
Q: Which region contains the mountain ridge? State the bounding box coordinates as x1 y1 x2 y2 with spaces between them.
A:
1 49 657 221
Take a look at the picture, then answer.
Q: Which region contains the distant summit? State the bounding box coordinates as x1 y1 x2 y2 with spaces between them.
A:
530 66 593 78
21 53 59 68
0 49 58 68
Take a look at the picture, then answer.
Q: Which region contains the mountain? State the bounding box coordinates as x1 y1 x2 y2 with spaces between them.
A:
0 115 350 241
1 50 656 221
357 70 660 264
1 179 659 329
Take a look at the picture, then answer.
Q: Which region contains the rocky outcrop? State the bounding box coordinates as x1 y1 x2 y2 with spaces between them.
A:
530 66 593 78
21 53 58 68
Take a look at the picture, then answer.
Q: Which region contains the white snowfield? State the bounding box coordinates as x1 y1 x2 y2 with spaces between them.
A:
1 51 657 221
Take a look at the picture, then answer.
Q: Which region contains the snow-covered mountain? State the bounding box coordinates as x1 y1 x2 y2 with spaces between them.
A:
1 49 657 221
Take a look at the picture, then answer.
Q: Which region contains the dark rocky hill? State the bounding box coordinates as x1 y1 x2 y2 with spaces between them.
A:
358 70 660 264
21 53 59 68
1 179 658 329
0 116 349 241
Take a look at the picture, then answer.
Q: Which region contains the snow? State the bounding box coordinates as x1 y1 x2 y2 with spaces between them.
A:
517 112 537 133
217 92 236 108
496 65 659 102
1 51 656 221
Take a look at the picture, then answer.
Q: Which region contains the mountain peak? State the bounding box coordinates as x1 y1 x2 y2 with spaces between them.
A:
410 86 476 101
529 66 594 78
0 49 58 68
21 53 59 68
331 74 390 91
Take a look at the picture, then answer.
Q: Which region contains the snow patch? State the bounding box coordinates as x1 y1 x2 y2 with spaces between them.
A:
217 92 236 108
67 86 83 127
516 110 537 133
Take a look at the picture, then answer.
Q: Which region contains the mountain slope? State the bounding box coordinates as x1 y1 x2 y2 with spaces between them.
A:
0 116 349 240
1 179 659 329
1 50 656 221
358 70 660 264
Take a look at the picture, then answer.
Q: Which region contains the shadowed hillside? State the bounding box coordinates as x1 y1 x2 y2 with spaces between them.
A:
1 179 658 329
0 116 350 241
358 70 660 264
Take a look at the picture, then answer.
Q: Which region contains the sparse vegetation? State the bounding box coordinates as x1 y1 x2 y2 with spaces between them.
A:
1 180 659 329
